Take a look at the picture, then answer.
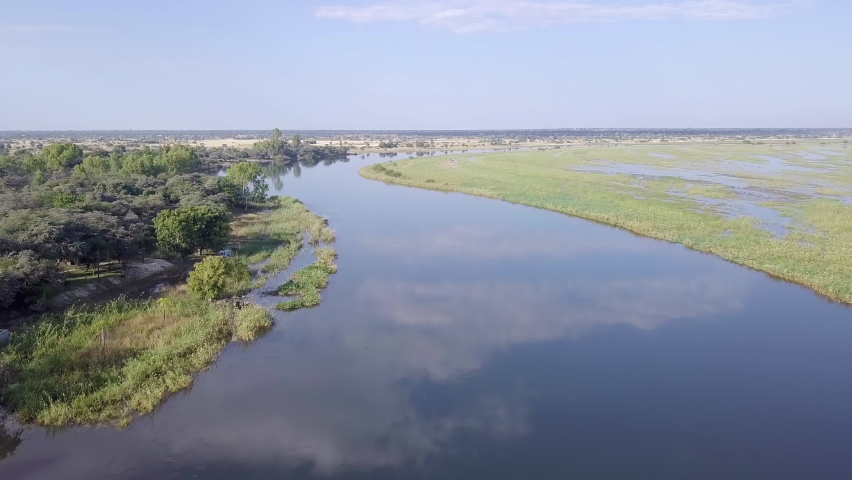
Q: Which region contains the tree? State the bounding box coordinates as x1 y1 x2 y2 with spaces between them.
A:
30 170 45 185
187 255 249 300
270 128 284 154
0 271 21 309
121 149 163 176
218 176 242 208
87 234 111 277
74 155 114 176
130 225 156 263
196 207 230 254
157 145 200 174
153 206 230 260
226 162 268 210
0 251 65 309
39 143 84 171
291 134 302 148
187 256 228 300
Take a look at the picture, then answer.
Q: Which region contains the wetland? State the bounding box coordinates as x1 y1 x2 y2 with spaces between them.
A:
3 146 852 479
362 141 852 304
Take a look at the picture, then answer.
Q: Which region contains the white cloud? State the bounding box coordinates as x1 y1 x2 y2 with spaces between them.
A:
316 0 805 33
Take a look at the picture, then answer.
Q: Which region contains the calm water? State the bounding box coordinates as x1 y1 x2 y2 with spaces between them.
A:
3 152 852 479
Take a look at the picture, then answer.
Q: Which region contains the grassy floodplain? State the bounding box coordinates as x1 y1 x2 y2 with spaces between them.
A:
0 197 336 428
0 290 269 427
229 196 336 289
360 140 852 304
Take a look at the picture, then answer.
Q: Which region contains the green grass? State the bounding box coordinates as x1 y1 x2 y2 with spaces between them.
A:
275 247 338 311
0 196 335 428
360 140 852 304
686 184 737 199
0 288 271 428
230 196 336 286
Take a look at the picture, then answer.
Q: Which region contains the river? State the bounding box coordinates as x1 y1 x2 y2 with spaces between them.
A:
2 151 852 479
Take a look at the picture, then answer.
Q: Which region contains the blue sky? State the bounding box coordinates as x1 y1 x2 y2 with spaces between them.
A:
0 0 849 130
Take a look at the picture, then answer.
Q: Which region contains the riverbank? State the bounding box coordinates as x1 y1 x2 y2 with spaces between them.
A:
0 290 270 427
0 197 337 428
359 141 852 304
230 195 336 284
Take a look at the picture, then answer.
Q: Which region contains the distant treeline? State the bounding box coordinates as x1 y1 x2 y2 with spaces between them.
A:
4 128 851 143
202 129 349 165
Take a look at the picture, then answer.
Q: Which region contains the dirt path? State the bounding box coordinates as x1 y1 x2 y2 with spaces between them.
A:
2 259 199 330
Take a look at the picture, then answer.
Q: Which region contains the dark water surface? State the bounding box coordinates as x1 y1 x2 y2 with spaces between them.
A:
2 153 852 479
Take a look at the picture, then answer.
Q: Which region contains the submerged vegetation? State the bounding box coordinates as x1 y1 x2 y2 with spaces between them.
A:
276 247 338 311
229 196 336 284
361 141 852 304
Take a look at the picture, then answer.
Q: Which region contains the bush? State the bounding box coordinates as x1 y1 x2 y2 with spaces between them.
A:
372 164 403 178
233 304 272 342
153 205 230 259
0 251 65 309
187 256 250 300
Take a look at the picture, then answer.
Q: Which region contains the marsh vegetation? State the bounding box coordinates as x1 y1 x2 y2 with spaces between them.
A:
361 140 852 304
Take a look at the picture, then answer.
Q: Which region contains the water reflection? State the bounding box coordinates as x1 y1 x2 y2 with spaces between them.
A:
4 268 745 478
360 275 744 338
260 154 351 185
3 152 852 479
358 226 650 260
0 413 22 461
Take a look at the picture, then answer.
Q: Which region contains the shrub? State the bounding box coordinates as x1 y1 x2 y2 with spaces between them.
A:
371 164 403 178
233 304 272 342
187 256 250 300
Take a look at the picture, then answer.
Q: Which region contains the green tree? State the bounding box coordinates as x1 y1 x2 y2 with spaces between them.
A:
22 154 46 174
154 206 230 260
270 128 284 154
121 149 163 176
226 162 268 210
0 155 19 175
39 143 84 171
187 255 250 300
156 145 200 174
30 170 45 186
196 207 230 254
291 134 302 148
74 155 113 176
131 227 156 263
187 256 228 300
218 176 242 208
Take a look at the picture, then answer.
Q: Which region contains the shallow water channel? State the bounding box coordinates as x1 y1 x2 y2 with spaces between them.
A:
3 152 852 479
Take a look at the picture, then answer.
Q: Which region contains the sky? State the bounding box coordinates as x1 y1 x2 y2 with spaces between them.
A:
0 0 850 130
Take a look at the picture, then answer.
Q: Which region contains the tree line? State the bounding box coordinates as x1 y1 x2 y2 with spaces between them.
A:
207 128 349 165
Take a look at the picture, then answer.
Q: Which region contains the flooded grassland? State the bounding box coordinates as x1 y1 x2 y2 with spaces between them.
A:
361 141 852 304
